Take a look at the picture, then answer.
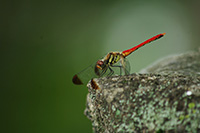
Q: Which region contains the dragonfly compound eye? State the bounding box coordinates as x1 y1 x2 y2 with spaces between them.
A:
95 60 105 76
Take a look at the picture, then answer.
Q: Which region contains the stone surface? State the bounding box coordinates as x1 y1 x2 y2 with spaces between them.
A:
84 49 200 132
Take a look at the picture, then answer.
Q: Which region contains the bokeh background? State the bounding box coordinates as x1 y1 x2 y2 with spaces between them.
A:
1 0 200 132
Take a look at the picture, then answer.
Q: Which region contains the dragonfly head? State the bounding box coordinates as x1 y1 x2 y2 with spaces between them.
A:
95 60 106 76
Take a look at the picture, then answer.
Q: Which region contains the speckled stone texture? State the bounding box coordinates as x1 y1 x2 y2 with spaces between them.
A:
84 49 200 133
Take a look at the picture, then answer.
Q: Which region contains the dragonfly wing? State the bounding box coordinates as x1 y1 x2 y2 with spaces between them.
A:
121 57 130 75
124 58 130 75
72 63 98 85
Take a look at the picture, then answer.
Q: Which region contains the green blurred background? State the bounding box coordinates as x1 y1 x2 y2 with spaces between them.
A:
1 0 200 132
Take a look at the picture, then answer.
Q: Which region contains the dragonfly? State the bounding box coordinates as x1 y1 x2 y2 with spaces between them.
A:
72 33 165 85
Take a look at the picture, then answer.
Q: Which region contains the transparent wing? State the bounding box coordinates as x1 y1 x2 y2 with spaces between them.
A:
72 57 131 85
72 63 98 85
123 58 131 75
120 57 130 75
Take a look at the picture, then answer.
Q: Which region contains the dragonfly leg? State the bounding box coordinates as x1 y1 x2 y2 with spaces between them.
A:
111 65 123 75
124 68 130 75
99 67 108 77
108 66 114 77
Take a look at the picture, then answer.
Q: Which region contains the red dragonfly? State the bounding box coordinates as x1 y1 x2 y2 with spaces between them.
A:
73 33 165 85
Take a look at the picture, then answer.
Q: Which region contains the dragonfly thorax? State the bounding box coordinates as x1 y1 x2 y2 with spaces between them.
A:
94 52 123 76
106 52 121 65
